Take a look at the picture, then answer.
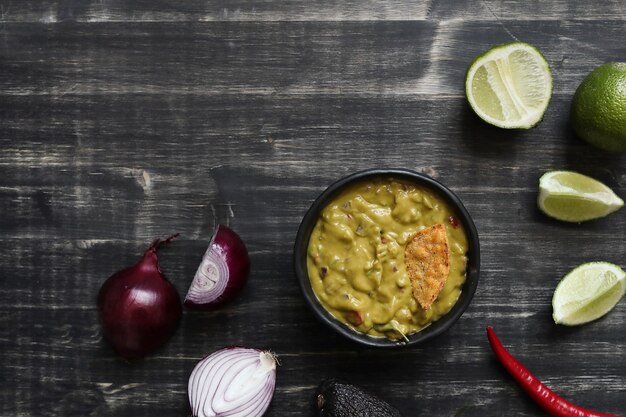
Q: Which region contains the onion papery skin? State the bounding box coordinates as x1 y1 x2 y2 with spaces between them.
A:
97 236 182 359
184 225 250 310
188 347 277 417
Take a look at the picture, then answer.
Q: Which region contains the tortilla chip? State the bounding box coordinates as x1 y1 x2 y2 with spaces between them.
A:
405 224 450 311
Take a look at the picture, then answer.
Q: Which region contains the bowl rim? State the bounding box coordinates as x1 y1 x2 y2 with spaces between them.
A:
293 168 480 347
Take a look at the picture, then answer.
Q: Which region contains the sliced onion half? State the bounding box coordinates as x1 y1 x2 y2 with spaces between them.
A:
188 347 277 417
185 225 250 309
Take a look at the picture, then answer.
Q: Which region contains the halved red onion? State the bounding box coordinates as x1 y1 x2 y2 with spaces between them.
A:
188 347 277 417
184 225 250 309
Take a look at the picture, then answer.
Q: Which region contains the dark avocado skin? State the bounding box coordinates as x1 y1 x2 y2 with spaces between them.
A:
315 379 403 417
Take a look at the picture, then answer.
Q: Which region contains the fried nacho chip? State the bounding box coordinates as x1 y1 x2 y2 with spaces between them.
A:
405 224 450 311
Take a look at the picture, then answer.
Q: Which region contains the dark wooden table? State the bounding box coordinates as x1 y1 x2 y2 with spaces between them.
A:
1 1 625 416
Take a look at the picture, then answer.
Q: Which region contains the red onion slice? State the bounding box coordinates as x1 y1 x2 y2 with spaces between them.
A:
188 347 277 417
185 225 250 309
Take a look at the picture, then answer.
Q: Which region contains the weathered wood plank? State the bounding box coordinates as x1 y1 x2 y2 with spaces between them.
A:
1 21 624 97
1 303 624 416
1 93 624 241
0 0 625 22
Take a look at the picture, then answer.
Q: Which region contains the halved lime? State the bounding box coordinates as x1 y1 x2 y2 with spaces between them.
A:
465 42 552 129
553 262 625 326
538 171 624 222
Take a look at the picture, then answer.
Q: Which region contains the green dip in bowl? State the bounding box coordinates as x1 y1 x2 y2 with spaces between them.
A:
294 169 480 347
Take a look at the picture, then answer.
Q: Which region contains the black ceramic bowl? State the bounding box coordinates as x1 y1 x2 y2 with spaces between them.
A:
294 168 480 347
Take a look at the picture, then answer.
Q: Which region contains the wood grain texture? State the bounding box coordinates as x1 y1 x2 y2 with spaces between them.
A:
0 0 625 22
1 2 625 417
1 21 625 97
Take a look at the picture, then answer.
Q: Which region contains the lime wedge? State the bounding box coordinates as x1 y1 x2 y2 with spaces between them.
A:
552 262 626 326
465 42 552 129
538 171 624 222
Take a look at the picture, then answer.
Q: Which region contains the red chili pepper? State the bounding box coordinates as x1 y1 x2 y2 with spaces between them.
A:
486 326 620 417
448 215 460 228
344 310 364 326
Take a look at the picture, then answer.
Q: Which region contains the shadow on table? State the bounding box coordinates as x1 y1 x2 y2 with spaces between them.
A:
457 101 528 159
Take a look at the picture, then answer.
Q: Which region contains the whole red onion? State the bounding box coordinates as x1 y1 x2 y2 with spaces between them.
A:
98 234 182 359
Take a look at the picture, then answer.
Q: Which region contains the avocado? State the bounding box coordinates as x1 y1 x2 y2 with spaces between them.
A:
315 379 403 417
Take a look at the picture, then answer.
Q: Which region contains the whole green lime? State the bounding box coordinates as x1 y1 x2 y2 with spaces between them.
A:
571 62 626 152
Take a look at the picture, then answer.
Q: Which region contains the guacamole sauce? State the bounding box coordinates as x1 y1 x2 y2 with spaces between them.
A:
307 178 468 340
